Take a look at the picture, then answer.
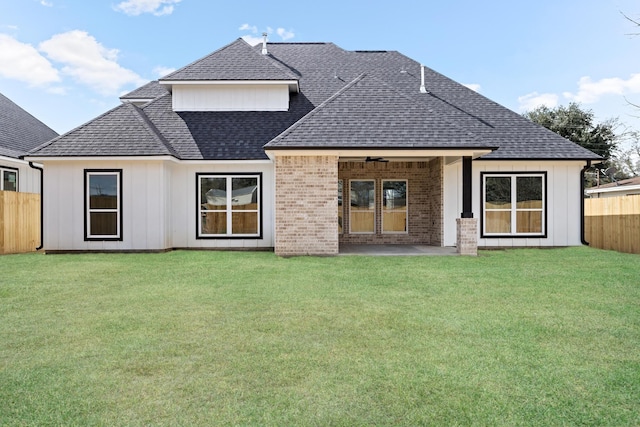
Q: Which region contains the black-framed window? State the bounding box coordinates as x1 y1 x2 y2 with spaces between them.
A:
1 166 18 192
481 172 547 237
84 169 122 241
197 173 262 239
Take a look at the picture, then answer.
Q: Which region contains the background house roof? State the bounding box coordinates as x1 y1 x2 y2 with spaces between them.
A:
585 176 640 196
28 40 601 161
0 92 58 159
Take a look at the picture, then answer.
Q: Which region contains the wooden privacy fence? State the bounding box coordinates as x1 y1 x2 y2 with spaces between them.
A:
0 191 40 254
585 195 640 254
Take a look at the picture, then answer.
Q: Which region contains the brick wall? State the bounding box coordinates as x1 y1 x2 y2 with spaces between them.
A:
274 155 339 256
456 218 478 255
338 158 443 245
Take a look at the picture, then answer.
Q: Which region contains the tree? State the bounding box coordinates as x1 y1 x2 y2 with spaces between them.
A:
524 103 619 161
614 130 640 177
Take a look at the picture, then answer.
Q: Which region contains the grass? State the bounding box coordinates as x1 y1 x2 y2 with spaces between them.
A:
0 247 639 426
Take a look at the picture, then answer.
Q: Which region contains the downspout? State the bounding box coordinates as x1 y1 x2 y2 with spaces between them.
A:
28 162 44 251
580 160 591 246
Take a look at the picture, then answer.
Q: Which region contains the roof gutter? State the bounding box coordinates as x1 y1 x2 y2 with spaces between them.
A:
581 160 591 246
28 161 44 251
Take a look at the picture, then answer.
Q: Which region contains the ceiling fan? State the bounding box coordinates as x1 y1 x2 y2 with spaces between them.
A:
365 156 389 163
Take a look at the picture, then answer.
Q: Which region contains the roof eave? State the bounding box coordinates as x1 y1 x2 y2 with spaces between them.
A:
158 79 300 93
264 146 496 161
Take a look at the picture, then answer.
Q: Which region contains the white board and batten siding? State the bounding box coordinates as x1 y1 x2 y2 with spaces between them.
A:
443 160 585 247
0 156 42 193
172 84 290 112
40 160 275 252
42 160 169 251
168 161 275 250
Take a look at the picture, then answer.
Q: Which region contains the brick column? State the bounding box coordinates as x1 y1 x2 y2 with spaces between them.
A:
274 155 339 256
456 218 478 256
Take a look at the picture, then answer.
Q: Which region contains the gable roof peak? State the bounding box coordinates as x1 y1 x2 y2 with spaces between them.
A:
159 37 298 82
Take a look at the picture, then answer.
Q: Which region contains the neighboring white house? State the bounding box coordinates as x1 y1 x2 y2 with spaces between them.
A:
25 38 601 255
0 92 58 193
585 177 640 198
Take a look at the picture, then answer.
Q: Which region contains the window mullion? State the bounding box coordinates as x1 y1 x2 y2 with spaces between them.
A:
511 176 517 234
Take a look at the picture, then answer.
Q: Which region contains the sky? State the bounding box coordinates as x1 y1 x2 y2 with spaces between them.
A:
1 0 639 142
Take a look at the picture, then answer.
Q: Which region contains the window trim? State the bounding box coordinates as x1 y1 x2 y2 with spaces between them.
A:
84 169 123 241
480 171 547 238
0 166 19 192
349 179 376 234
196 172 263 239
381 179 408 234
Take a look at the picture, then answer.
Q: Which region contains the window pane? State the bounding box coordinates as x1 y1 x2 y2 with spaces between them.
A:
338 180 343 234
201 212 226 234
3 170 17 191
231 177 258 210
517 211 542 233
517 177 543 208
383 181 407 233
201 178 227 211
383 212 407 232
485 177 511 209
383 181 406 210
351 212 375 233
232 212 258 234
350 181 374 210
485 211 511 234
89 175 118 209
90 212 118 235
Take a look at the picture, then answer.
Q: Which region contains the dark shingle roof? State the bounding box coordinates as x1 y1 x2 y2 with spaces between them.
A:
267 74 490 150
160 38 299 82
120 80 168 101
30 102 176 157
0 92 58 158
28 40 602 161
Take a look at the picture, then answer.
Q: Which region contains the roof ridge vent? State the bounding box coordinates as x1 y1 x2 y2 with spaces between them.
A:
261 32 268 55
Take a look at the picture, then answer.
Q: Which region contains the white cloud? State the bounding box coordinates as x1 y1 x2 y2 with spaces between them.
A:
517 92 559 111
0 34 60 86
114 0 181 16
563 74 640 104
39 30 145 96
153 65 175 77
239 23 258 33
463 83 481 92
239 24 295 44
276 27 294 41
241 35 263 46
46 86 67 95
40 1 53 6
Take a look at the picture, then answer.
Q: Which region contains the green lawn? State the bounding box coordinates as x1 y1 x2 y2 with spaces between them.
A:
1 247 639 426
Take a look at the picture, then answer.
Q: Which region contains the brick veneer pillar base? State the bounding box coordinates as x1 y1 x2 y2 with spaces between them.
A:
456 218 478 256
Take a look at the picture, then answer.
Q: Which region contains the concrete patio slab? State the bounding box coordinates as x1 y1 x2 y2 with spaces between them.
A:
339 244 458 256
